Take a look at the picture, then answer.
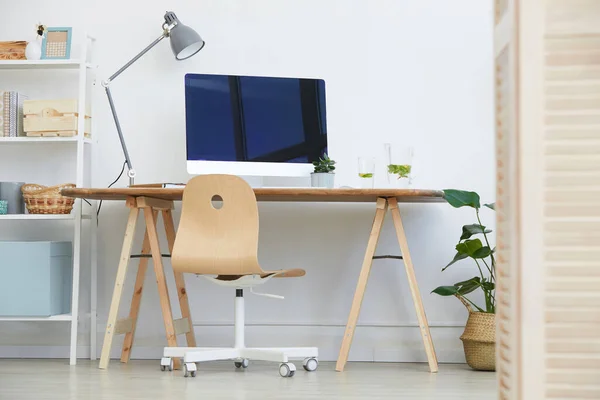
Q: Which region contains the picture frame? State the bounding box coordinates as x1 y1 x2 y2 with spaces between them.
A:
41 27 72 59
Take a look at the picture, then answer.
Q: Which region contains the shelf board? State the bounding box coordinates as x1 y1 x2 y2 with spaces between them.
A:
0 137 92 144
0 313 72 322
0 214 92 220
0 59 92 70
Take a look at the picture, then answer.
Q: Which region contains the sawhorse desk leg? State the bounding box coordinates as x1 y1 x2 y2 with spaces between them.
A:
99 202 138 369
336 198 388 371
99 197 196 370
388 197 438 372
120 210 155 364
163 209 197 349
335 197 438 373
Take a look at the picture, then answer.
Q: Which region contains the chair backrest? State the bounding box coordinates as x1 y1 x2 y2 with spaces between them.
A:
172 174 264 275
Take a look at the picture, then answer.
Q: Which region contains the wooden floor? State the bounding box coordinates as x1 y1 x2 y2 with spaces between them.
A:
0 360 496 399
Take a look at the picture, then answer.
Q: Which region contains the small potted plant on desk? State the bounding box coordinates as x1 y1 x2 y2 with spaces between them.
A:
432 189 496 371
311 154 336 188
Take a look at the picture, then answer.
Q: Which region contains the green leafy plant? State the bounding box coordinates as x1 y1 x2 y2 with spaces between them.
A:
387 164 411 179
432 189 496 313
312 154 336 173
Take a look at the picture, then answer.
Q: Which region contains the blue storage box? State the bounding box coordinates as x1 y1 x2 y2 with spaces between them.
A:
0 241 72 316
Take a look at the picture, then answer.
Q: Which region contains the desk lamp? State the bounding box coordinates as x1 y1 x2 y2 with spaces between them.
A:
102 11 205 186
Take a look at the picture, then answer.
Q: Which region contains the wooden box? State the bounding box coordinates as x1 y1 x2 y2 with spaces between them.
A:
0 41 26 60
23 99 91 137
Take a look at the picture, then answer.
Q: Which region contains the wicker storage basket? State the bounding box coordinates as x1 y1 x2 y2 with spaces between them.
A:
21 183 76 214
458 296 496 371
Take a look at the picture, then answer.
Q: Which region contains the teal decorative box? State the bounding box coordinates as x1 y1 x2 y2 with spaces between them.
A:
0 241 72 316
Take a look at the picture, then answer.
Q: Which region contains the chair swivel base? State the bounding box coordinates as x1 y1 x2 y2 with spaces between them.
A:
162 346 318 377
161 289 318 378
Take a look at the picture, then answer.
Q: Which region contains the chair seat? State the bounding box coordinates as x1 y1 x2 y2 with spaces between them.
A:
215 268 306 281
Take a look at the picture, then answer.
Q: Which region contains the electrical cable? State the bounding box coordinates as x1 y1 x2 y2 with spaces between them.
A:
96 160 126 225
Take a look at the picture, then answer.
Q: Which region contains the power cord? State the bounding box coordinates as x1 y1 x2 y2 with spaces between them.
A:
96 160 127 225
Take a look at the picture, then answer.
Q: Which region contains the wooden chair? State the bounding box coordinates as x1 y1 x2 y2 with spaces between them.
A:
160 174 318 378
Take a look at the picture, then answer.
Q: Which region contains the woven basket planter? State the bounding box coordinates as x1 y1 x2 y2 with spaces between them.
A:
21 183 75 214
458 296 496 371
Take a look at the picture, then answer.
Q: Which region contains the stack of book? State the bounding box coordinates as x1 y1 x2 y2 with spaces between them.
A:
0 91 28 137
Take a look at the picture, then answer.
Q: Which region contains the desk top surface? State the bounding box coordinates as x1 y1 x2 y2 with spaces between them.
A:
62 187 445 203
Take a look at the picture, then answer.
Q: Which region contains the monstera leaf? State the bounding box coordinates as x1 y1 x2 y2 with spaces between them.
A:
443 189 481 209
460 224 492 240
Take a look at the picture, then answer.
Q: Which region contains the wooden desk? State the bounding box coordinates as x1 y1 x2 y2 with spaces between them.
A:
63 187 443 372
66 187 444 203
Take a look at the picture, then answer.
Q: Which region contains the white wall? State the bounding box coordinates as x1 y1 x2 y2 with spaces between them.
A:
0 0 494 363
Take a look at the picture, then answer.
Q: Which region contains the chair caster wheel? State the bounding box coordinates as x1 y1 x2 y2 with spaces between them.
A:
303 357 318 371
160 357 173 371
184 362 197 377
279 362 296 377
234 359 249 369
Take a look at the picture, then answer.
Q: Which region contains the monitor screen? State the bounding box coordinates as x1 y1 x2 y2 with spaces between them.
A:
185 74 327 164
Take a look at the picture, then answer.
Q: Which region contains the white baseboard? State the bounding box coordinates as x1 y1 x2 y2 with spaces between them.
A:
0 346 91 359
0 325 466 363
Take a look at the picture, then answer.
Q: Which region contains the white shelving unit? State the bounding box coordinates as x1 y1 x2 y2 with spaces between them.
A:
0 314 72 322
0 136 92 144
0 214 92 220
0 59 91 70
0 35 97 365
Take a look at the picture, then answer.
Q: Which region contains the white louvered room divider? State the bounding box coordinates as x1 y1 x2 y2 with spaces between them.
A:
495 0 600 398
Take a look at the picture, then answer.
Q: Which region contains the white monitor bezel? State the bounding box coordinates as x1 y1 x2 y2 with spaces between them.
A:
187 160 314 177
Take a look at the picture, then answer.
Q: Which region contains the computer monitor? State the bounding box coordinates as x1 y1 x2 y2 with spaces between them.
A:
184 73 328 177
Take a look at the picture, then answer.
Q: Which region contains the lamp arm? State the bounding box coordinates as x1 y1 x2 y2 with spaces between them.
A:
102 32 168 186
107 32 168 83
104 85 135 185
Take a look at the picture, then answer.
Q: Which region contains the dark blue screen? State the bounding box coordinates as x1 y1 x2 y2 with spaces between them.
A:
185 74 327 163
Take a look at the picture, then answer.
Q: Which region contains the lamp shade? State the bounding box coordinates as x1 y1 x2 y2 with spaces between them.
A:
164 11 205 60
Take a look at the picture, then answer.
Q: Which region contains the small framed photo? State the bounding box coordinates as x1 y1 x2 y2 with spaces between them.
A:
41 27 72 59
